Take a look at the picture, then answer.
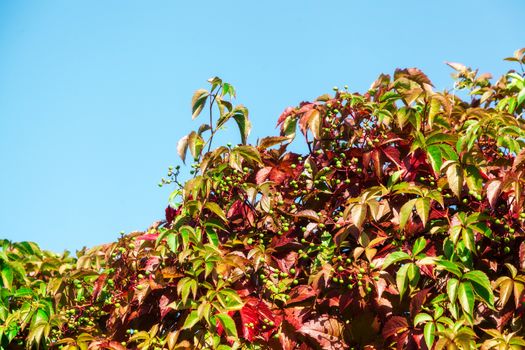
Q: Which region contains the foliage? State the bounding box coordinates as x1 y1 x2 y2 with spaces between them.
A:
2 49 525 349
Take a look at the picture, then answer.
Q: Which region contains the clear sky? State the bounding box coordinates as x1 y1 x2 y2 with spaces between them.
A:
1 1 524 252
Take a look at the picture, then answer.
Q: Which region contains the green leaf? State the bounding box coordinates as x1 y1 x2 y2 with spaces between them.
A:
282 115 297 140
447 278 460 305
415 197 430 227
191 89 209 120
382 251 411 269
461 228 476 253
204 202 228 222
396 263 410 300
217 289 244 311
426 132 457 146
188 131 204 160
399 198 417 230
205 227 219 247
427 146 442 173
179 226 194 249
221 82 236 98
423 322 435 348
234 145 263 165
204 218 228 232
182 310 200 329
463 270 494 307
1 266 13 291
464 165 483 196
458 281 474 316
412 237 427 256
31 308 49 327
14 287 34 298
407 263 420 288
414 313 433 326
231 105 251 145
510 337 525 347
216 313 238 338
440 144 458 161
165 232 179 253
517 87 525 107
436 259 462 278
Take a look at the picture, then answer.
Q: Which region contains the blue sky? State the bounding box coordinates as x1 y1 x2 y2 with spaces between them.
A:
1 1 524 252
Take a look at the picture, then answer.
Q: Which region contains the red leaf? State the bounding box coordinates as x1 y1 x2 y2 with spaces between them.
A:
410 288 431 317
135 233 159 241
277 107 295 126
159 295 171 319
512 149 525 171
255 167 272 184
496 302 516 330
298 315 347 349
394 67 433 87
520 242 525 271
143 256 160 273
88 340 126 350
91 273 107 302
381 146 402 167
269 168 288 184
232 278 256 297
486 179 502 209
287 285 317 306
239 300 259 341
382 316 408 339
339 293 354 312
273 251 298 272
227 200 255 227
239 298 276 341
165 205 178 224
402 151 430 181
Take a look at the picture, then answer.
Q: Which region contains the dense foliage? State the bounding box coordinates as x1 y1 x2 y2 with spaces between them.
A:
2 49 525 350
